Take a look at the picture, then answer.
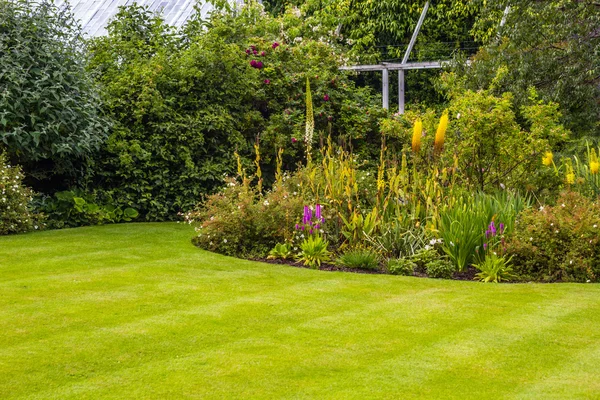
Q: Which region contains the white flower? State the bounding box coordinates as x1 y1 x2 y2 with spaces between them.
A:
209 242 213 246
539 206 544 211
456 113 461 119
223 239 227 243
569 260 573 265
300 234 304 238
550 223 554 226
500 183 505 189
210 216 214 221
529 237 533 241
587 280 591 283
561 204 565 207
263 200 270 206
594 225 598 228
429 239 437 245
424 245 431 250
555 230 559 233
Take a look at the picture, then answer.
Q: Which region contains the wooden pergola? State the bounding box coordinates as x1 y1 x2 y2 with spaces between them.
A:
339 2 507 113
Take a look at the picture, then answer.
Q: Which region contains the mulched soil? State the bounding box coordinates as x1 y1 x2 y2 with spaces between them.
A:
254 258 480 280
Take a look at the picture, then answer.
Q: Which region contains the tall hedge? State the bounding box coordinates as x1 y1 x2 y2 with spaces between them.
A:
89 3 385 220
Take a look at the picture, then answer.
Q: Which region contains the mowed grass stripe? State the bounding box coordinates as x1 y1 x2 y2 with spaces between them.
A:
1 223 600 399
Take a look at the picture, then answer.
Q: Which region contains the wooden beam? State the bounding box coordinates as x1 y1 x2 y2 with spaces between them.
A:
398 70 405 114
402 1 429 64
382 68 389 109
339 61 449 72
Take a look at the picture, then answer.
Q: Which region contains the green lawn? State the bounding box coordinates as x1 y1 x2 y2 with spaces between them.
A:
1 223 600 399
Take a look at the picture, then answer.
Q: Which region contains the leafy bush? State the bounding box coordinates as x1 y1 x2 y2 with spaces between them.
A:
439 192 528 271
35 190 139 229
336 248 380 270
88 3 384 220
474 253 515 283
425 259 455 279
0 154 40 234
387 258 416 276
189 175 305 258
0 0 108 183
506 191 600 282
268 243 293 260
297 235 331 268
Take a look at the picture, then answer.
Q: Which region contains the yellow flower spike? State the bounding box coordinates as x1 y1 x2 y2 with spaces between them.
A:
434 110 449 155
565 162 575 185
412 118 423 154
542 151 553 166
590 149 599 174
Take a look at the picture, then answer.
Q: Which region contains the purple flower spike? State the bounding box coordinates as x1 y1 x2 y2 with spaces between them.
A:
315 204 322 221
315 223 320 230
309 229 314 235
303 206 309 224
295 224 299 230
483 243 488 250
499 223 505 234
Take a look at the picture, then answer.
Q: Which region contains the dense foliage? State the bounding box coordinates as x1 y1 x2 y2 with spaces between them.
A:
0 153 39 234
88 3 384 220
507 192 600 282
0 0 108 185
463 0 600 138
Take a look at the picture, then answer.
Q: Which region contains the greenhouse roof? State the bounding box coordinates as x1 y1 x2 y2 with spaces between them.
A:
54 0 219 37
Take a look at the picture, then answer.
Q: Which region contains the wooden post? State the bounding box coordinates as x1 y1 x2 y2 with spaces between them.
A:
398 69 405 114
382 68 389 109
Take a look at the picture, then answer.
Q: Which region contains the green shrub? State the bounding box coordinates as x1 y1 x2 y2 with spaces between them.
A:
387 258 416 276
0 0 108 183
88 3 384 220
425 259 455 279
337 248 380 270
35 190 139 229
268 243 293 260
439 191 528 271
474 253 515 283
189 176 305 258
0 154 39 235
297 235 331 269
506 191 600 282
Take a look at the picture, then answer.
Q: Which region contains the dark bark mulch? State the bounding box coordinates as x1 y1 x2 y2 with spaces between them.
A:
453 266 478 281
253 258 385 274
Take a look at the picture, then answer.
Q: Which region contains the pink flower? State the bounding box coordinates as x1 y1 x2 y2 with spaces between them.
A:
272 42 279 49
253 50 258 55
292 137 298 143
323 94 330 101
327 116 333 121
245 49 251 54
250 60 263 69
264 79 270 84
261 51 266 56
